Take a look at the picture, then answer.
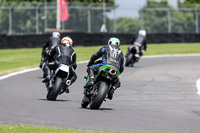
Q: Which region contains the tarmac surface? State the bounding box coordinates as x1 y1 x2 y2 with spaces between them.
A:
0 55 200 132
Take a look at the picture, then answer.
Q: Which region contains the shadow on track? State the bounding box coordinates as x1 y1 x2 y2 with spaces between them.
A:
79 107 114 111
38 99 71 102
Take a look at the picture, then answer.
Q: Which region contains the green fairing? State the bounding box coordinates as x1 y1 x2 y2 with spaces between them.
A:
86 76 90 84
98 65 120 76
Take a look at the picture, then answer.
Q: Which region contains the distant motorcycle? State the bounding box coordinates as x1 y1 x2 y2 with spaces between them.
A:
125 45 140 67
81 60 120 109
45 64 71 100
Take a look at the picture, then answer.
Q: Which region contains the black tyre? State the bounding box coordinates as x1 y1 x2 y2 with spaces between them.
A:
90 81 108 109
81 95 90 108
48 77 63 100
125 53 134 67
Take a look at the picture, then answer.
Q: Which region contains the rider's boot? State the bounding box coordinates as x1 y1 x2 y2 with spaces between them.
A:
107 80 121 100
42 64 51 83
84 68 95 88
107 87 115 100
42 75 50 83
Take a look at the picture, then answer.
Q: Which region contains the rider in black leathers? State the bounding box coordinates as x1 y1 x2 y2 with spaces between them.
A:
39 32 61 69
42 36 77 92
84 37 124 99
126 30 147 58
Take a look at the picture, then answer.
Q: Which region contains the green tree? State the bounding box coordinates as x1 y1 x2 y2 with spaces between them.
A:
145 0 169 7
140 0 196 33
177 0 200 33
68 0 114 5
178 0 200 6
0 0 116 34
1 0 114 4
114 17 140 33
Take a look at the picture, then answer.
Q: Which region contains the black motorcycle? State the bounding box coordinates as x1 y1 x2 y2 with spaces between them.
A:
81 60 120 109
125 45 140 67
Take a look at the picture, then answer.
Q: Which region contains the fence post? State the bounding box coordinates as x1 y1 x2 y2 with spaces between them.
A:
44 0 47 32
113 5 116 33
168 9 171 33
9 4 14 34
195 9 199 33
36 3 41 34
140 10 144 30
87 4 91 33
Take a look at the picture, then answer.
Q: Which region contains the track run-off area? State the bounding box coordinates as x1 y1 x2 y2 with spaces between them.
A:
0 54 200 132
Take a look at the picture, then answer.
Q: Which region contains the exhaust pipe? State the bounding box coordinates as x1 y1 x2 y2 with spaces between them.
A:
66 80 71 86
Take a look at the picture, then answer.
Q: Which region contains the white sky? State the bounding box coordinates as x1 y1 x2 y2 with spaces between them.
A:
115 0 180 8
113 0 182 18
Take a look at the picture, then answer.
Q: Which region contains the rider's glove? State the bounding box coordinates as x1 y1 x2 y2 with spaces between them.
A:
87 63 91 67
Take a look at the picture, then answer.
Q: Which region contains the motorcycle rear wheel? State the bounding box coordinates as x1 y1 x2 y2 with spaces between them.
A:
90 81 108 109
47 77 63 101
125 53 134 67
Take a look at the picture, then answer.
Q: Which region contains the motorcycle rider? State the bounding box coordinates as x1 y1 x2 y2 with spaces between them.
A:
126 30 147 60
84 37 124 100
42 36 77 93
39 32 61 77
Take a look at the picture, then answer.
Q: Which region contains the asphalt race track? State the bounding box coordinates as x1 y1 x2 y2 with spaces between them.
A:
0 55 200 132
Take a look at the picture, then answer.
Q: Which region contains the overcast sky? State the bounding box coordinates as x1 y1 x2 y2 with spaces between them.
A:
113 0 182 18
115 0 180 8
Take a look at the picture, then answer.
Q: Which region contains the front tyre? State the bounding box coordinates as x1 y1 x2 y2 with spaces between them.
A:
48 77 63 101
90 81 108 109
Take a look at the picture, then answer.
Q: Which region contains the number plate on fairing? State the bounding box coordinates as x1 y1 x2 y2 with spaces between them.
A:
55 64 69 74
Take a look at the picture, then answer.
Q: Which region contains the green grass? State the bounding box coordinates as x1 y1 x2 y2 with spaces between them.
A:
142 43 200 55
0 43 200 132
0 125 125 133
0 43 200 75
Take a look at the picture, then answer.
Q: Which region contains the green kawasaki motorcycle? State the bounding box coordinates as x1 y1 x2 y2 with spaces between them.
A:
81 61 120 109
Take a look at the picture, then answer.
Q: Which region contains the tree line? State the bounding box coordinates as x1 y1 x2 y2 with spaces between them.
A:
0 0 199 34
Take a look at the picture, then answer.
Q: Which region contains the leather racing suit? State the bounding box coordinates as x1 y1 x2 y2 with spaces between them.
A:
43 43 77 86
86 44 124 88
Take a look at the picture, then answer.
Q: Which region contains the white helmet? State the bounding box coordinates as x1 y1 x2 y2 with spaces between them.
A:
139 30 146 36
52 32 60 38
61 36 73 46
108 37 120 47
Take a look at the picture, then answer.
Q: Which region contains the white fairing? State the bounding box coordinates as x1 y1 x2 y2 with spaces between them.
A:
55 64 70 79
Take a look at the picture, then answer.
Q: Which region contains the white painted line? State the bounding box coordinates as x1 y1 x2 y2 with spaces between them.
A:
196 79 200 95
0 61 89 81
143 53 200 58
0 68 40 80
77 60 89 64
0 53 200 81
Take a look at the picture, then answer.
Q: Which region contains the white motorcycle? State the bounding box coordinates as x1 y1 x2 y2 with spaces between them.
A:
46 64 71 100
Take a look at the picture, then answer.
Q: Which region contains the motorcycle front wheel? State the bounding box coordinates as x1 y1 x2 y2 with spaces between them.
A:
47 77 63 101
90 81 108 109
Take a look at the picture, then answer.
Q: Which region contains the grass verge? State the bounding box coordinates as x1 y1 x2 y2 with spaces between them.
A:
0 125 124 133
0 43 200 76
